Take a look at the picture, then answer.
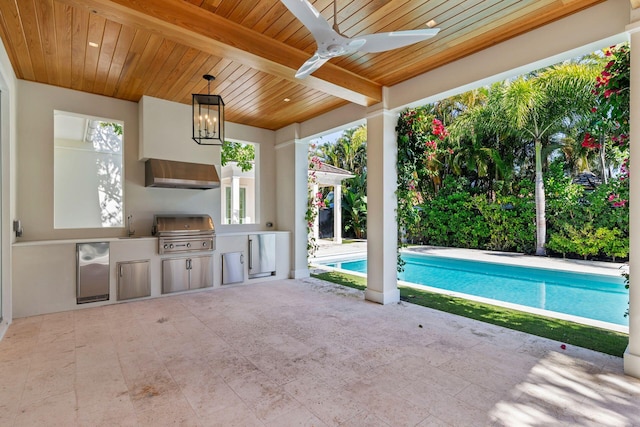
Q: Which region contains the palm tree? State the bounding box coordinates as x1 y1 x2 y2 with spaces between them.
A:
450 94 513 191
499 62 599 255
333 125 367 175
452 136 506 191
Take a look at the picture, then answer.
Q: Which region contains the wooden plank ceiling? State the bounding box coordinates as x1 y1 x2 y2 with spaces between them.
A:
0 0 606 131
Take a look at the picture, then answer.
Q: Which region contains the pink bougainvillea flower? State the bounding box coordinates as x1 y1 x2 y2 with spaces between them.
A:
581 133 601 149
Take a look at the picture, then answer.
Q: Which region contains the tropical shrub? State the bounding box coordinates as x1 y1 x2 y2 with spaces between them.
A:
476 195 536 253
342 186 367 239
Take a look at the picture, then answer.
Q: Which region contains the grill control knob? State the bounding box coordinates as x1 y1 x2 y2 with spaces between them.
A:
163 244 169 249
186 243 191 248
169 244 174 249
202 242 208 247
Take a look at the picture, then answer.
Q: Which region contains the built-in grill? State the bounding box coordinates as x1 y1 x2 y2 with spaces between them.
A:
153 214 215 255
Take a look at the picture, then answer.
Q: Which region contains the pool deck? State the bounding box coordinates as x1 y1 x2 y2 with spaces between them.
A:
312 239 626 277
3 278 639 426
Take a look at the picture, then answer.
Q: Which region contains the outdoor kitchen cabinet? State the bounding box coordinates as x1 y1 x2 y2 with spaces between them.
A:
117 260 150 300
248 233 276 278
162 255 213 294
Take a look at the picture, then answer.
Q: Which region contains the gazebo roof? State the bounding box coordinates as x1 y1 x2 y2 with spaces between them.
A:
310 163 355 186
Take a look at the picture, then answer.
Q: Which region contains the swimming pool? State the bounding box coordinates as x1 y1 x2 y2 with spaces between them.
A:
319 252 629 328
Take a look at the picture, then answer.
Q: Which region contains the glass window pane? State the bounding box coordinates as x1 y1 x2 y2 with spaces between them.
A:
239 187 246 224
220 141 258 225
54 111 124 229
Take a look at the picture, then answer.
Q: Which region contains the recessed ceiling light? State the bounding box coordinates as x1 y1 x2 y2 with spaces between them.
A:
88 41 99 48
284 98 291 102
426 20 437 28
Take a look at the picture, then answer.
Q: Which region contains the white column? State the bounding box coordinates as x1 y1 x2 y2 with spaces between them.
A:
365 105 400 304
312 183 319 242
231 175 240 223
334 184 342 244
625 23 640 378
275 124 310 279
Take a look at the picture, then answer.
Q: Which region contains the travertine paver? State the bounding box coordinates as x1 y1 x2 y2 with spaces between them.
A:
0 278 638 426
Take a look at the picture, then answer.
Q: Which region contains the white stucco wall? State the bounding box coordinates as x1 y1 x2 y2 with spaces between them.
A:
138 95 275 234
14 85 277 241
0 33 17 335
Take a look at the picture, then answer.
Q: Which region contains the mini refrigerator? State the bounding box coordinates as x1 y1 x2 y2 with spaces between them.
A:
76 242 110 303
248 233 276 278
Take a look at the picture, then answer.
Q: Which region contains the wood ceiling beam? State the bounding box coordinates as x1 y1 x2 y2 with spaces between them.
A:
57 0 381 106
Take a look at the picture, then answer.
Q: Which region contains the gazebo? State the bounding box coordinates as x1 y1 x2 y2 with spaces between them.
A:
310 163 355 244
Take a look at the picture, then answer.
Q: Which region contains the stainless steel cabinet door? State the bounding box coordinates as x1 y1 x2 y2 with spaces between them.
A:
248 234 276 278
222 252 244 285
189 255 213 289
117 260 150 300
162 258 189 293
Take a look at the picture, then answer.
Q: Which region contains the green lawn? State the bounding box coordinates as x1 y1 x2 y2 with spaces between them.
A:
311 271 628 357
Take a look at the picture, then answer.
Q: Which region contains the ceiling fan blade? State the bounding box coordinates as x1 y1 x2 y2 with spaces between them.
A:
280 0 335 42
355 28 440 53
295 53 330 79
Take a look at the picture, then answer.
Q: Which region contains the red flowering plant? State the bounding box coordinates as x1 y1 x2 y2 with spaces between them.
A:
396 107 454 268
583 43 630 210
594 44 630 148
583 43 629 151
307 145 326 257
580 133 601 150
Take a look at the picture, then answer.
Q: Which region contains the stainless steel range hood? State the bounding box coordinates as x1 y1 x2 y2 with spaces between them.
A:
145 159 220 189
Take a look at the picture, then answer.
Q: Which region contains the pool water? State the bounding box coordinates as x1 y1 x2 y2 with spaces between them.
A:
321 253 628 327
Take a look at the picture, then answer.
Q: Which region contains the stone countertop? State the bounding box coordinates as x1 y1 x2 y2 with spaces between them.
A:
12 236 158 246
12 230 290 246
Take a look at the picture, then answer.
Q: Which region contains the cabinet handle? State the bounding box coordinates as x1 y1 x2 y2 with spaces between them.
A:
248 240 253 269
186 259 191 270
119 265 123 277
240 253 244 264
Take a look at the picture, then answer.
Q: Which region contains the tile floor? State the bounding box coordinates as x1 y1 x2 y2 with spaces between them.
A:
1 278 639 426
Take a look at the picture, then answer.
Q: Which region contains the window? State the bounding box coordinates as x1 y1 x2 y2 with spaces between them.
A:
54 111 124 229
224 186 247 224
221 141 257 224
225 187 232 224
239 187 246 224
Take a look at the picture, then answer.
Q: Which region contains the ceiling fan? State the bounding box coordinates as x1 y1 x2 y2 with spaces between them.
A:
281 0 440 79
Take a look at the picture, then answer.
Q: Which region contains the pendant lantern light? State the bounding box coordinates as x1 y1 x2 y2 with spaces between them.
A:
192 74 224 145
